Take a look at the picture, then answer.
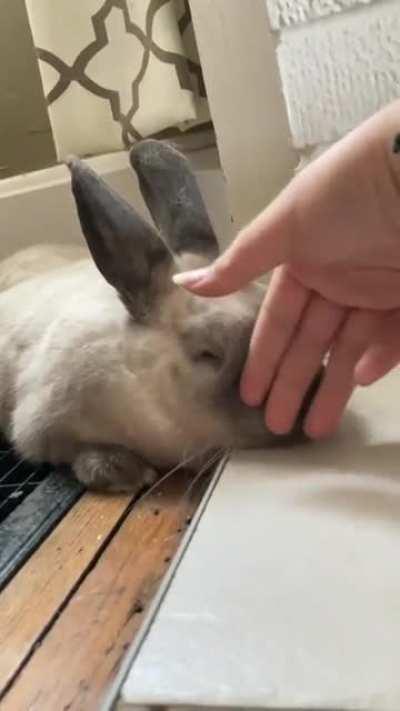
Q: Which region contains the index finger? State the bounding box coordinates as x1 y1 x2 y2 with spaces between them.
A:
173 187 295 296
240 267 310 406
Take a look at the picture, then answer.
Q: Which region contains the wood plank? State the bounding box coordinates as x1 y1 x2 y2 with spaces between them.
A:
0 471 83 590
0 491 131 698
1 471 207 711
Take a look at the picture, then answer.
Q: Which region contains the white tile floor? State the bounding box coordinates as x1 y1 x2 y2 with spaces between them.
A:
119 369 400 711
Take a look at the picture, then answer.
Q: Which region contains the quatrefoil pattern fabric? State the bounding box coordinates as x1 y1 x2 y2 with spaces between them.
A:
25 0 208 160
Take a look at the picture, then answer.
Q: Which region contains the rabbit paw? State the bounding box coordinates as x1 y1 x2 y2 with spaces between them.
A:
73 445 158 493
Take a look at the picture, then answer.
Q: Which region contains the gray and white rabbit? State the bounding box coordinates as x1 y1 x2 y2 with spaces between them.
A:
0 140 318 492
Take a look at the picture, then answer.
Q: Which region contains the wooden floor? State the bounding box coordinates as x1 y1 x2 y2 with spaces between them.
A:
0 470 208 710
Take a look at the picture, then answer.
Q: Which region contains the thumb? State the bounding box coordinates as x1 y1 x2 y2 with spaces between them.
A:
172 187 294 296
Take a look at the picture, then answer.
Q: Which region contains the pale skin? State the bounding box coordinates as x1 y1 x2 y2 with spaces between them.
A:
173 99 400 439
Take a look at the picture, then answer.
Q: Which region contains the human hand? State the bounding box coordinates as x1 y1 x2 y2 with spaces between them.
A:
173 101 400 438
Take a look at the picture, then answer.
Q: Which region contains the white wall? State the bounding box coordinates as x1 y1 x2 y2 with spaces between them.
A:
191 0 400 235
266 0 400 153
190 0 297 230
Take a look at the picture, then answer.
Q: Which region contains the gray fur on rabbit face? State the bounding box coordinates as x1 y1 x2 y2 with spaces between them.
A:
0 140 318 492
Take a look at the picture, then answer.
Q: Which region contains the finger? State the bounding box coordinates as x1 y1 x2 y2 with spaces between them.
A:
354 311 400 385
355 344 400 386
174 98 400 299
265 296 346 434
239 267 310 406
304 310 381 438
172 187 295 296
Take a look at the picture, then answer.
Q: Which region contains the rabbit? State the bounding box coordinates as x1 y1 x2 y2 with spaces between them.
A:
0 140 320 493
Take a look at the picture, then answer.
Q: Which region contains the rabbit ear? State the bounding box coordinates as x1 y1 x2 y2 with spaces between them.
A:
129 140 219 261
67 157 173 320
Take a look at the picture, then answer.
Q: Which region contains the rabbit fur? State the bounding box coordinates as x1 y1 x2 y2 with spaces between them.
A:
0 140 318 492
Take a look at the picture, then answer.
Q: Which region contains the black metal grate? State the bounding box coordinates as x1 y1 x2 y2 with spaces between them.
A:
0 434 84 590
0 441 51 525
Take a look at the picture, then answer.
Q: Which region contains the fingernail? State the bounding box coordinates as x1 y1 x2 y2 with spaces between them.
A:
242 393 263 408
240 383 263 408
304 419 335 440
172 267 210 287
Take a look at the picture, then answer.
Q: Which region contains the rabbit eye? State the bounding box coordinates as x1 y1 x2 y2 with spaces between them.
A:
194 350 222 367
